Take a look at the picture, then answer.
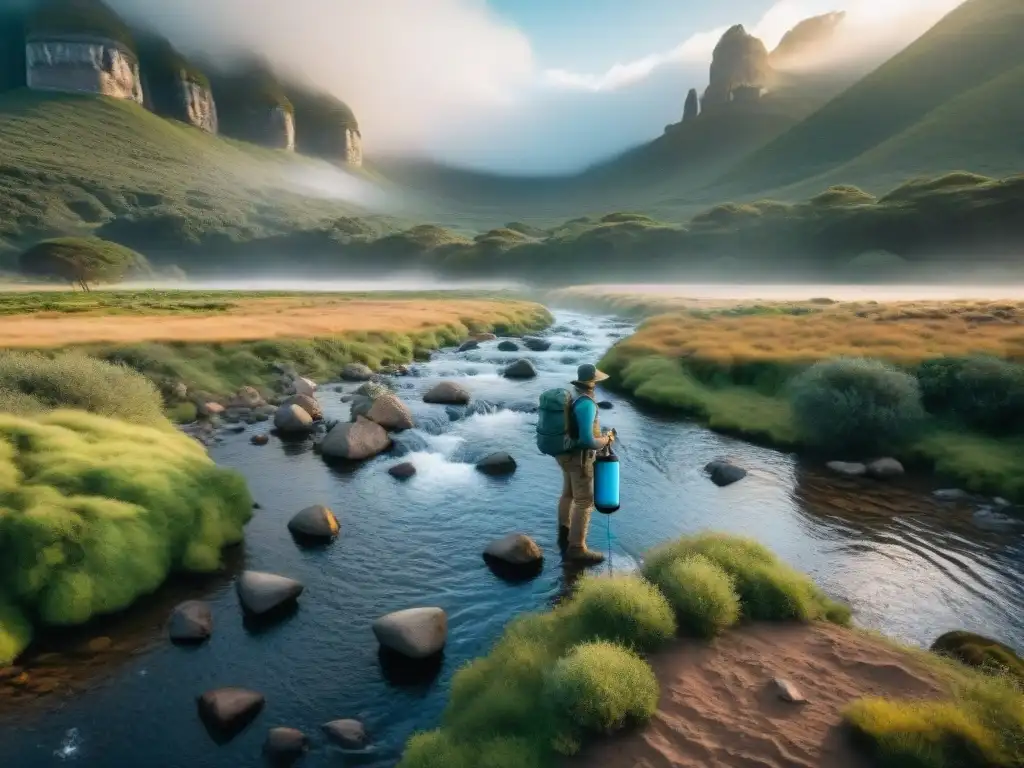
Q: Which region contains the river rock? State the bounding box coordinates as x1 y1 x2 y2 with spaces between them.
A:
356 380 392 399
771 677 807 704
458 340 480 352
274 404 314 434
285 393 322 421
476 452 517 476
597 401 613 410
230 386 265 409
288 505 339 540
867 458 905 479
341 363 374 382
993 497 1012 509
484 534 543 566
389 462 417 480
706 460 747 487
934 488 971 501
497 340 519 352
171 381 189 400
827 461 867 478
264 727 308 761
292 377 317 397
197 688 265 736
198 401 225 418
349 395 373 420
372 607 448 659
424 381 471 405
168 600 213 644
322 719 368 749
251 434 270 446
320 416 391 460
237 571 304 615
503 359 537 379
972 508 1020 532
367 394 415 431
523 337 551 352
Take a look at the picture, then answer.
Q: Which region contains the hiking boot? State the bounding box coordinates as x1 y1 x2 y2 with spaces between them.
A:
558 526 570 551
565 546 605 565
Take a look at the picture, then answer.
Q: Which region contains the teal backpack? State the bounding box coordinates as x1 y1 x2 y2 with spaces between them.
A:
537 389 589 456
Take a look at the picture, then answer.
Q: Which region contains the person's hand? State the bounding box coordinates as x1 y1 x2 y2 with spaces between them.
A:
606 429 616 444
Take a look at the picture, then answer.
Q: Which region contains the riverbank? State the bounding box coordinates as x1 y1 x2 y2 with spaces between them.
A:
548 287 1024 503
397 532 1024 768
0 290 552 421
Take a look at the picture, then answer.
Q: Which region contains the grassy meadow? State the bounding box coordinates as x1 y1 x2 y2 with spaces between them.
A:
550 288 1024 500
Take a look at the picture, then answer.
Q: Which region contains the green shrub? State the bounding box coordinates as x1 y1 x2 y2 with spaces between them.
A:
560 574 677 652
0 351 167 425
643 533 851 625
652 554 741 638
0 410 252 663
545 642 658 740
0 598 32 666
18 236 150 289
931 631 1024 683
918 356 1024 436
788 357 925 454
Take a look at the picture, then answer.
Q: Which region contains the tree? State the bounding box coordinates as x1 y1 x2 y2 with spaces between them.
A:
18 237 148 291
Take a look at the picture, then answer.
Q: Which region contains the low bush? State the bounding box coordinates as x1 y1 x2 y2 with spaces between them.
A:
643 533 851 625
788 357 925 455
559 574 677 652
931 631 1024 683
0 351 167 425
845 672 1024 768
652 554 741 638
544 641 658 735
918 356 1024 436
0 410 252 664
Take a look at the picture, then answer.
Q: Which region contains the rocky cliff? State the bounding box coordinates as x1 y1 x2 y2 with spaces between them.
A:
25 34 143 102
211 66 296 151
683 88 699 121
289 87 363 166
137 37 217 133
702 25 771 110
770 11 846 66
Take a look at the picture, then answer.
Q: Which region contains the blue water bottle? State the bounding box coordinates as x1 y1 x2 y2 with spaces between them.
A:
594 446 620 514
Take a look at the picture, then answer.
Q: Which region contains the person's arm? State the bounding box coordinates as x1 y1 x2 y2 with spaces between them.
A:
573 397 610 450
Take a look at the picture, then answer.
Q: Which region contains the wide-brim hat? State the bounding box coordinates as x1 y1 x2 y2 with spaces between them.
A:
572 363 609 386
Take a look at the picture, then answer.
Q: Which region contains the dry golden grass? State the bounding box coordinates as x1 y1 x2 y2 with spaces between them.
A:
0 296 544 348
607 300 1024 365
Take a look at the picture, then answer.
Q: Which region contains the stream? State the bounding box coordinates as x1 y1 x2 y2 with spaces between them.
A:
2 309 1023 768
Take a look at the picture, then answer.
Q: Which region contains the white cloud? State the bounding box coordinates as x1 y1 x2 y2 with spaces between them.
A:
108 0 536 154
542 0 968 93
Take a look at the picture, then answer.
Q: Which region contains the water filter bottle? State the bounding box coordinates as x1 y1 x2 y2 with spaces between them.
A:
594 448 620 514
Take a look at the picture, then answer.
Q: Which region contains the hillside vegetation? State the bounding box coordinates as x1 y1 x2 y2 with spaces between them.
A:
717 0 1024 196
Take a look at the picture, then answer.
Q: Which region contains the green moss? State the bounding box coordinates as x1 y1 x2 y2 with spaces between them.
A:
0 410 252 663
0 598 33 666
931 631 1024 683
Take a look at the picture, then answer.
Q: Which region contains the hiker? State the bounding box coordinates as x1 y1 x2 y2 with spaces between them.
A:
537 363 615 565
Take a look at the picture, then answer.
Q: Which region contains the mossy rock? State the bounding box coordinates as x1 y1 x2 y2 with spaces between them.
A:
26 0 135 50
930 631 1024 681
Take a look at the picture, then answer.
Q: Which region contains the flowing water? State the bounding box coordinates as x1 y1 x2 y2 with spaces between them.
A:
2 310 1023 767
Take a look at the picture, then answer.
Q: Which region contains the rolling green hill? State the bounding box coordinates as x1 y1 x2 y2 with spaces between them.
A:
0 90 383 264
715 0 1024 196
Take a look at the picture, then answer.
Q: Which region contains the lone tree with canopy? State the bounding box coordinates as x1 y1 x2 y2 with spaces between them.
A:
18 237 148 291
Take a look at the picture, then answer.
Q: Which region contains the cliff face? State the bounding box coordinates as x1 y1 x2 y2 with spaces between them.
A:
136 36 217 133
683 88 699 121
703 25 771 110
178 77 217 133
290 88 363 166
25 34 143 103
268 105 296 151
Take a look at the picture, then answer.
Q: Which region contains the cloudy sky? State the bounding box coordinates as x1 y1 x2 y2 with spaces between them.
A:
115 0 966 173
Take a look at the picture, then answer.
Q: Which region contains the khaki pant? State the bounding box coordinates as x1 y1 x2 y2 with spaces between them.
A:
557 450 596 549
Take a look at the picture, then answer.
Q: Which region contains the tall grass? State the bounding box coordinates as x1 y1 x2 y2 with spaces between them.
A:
0 410 253 664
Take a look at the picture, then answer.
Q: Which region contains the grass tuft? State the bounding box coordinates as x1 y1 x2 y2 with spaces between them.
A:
651 554 742 638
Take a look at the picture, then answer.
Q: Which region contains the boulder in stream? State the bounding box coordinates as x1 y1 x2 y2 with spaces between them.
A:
367 393 415 431
264 727 308 762
389 462 417 480
826 461 867 478
476 452 517 477
705 460 747 487
523 337 551 352
484 534 543 567
349 394 373 420
251 434 270 446
372 607 447 659
597 401 613 410
197 688 265 740
291 377 317 397
320 416 391 460
273 404 314 434
284 393 322 421
322 719 369 749
497 340 519 352
168 600 213 644
866 458 905 479
424 381 471 405
341 363 374 382
288 505 340 541
503 359 537 379
237 571 304 615
934 488 971 501
458 340 480 352
972 508 1020 532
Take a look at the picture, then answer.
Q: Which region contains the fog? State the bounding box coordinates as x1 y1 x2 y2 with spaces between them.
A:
577 283 1024 302
112 274 527 293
